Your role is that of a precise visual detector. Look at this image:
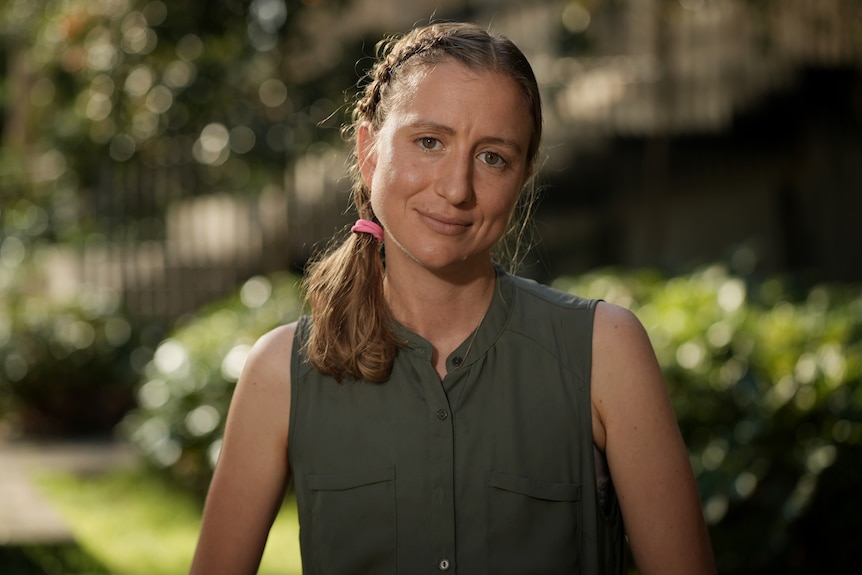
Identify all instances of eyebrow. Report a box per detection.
[406,121,524,155]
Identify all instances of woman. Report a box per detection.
[190,22,716,574]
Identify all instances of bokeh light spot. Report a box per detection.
[259,78,288,107]
[240,276,272,308]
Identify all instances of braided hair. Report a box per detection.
[302,22,543,382]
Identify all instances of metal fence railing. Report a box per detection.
[65,150,352,322]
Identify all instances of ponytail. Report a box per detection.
[302,219,401,382]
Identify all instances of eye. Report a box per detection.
[479,151,506,167]
[418,137,440,150]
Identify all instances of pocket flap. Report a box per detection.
[488,471,581,502]
[306,466,395,492]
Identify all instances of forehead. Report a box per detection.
[385,60,533,145]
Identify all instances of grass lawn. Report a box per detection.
[36,466,302,575]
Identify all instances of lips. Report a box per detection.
[418,211,472,235]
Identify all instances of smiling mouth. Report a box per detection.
[419,212,471,235]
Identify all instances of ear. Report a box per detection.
[357,122,377,188]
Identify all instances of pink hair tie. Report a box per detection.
[351,219,384,243]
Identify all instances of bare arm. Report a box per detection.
[189,323,296,575]
[591,302,716,575]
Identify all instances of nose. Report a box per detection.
[435,152,474,205]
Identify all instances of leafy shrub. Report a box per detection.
[0,251,141,436]
[121,273,303,493]
[555,266,862,574]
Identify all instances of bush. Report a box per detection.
[121,273,303,493]
[0,252,142,436]
[554,266,862,574]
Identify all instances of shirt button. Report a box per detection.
[439,558,451,571]
[451,356,463,367]
[436,409,449,421]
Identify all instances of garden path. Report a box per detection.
[0,434,136,544]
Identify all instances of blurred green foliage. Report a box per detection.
[124,266,861,573]
[121,272,302,492]
[1,0,358,241]
[0,248,142,435]
[1,0,358,435]
[556,266,862,574]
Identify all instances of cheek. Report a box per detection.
[370,156,426,212]
[483,184,522,222]
[368,170,402,227]
[369,188,386,224]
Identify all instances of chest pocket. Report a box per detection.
[303,466,396,575]
[487,471,581,574]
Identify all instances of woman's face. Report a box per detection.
[359,60,534,276]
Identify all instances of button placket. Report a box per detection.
[426,373,456,575]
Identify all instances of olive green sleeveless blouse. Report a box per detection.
[289,269,626,574]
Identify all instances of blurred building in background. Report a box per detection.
[513,0,862,283]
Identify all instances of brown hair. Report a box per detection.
[302,22,543,382]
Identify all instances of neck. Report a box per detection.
[384,261,496,342]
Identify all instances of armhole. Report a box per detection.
[287,315,310,470]
[584,299,616,516]
[583,297,601,445]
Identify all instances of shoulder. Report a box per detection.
[592,300,652,352]
[591,300,660,389]
[590,303,718,573]
[505,273,596,315]
[500,273,599,361]
[190,323,299,574]
[590,301,664,449]
[243,322,297,376]
[250,321,298,362]
[229,322,298,417]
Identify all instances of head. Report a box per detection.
[347,22,543,239]
[304,23,543,382]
